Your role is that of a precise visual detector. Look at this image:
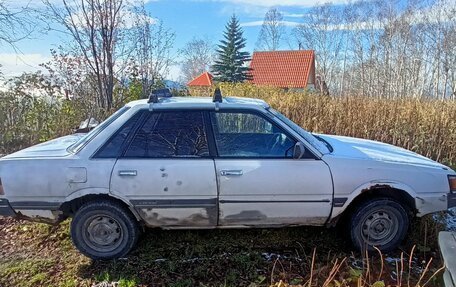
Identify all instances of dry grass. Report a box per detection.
[268,245,444,287]
[209,83,456,168]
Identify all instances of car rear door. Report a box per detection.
[108,110,218,228]
[210,110,333,227]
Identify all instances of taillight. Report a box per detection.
[0,178,3,195]
[449,175,456,193]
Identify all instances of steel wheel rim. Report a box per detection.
[360,207,399,247]
[82,214,124,253]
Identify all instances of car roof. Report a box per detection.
[125,96,270,110]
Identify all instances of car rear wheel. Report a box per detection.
[70,200,139,260]
[350,198,409,252]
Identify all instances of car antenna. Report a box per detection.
[212,87,223,103]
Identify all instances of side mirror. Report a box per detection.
[293,142,306,159]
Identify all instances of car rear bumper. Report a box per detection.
[0,198,17,217]
[448,193,456,209]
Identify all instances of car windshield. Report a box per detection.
[68,106,130,153]
[268,108,330,154]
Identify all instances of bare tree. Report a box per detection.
[290,0,455,100]
[294,3,345,92]
[0,1,35,48]
[255,8,285,51]
[41,48,92,100]
[361,0,453,99]
[44,0,127,109]
[131,4,175,98]
[425,0,456,100]
[179,37,214,83]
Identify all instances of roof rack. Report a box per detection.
[212,87,222,103]
[148,88,172,103]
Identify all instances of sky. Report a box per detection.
[0,0,345,81]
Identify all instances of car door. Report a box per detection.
[109,110,218,228]
[211,110,333,227]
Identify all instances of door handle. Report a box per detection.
[220,170,243,176]
[118,170,137,176]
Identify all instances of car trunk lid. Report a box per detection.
[2,134,85,159]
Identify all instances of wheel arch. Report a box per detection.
[329,181,417,226]
[60,188,141,221]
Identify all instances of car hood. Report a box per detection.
[2,134,85,159]
[318,134,448,169]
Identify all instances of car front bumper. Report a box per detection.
[439,232,456,287]
[0,198,17,217]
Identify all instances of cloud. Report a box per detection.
[0,53,50,77]
[121,10,157,28]
[320,3,455,31]
[240,20,300,27]
[282,12,306,18]
[68,9,156,29]
[167,64,182,81]
[214,0,347,7]
[4,0,157,29]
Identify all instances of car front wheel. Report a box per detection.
[70,200,139,260]
[350,198,409,252]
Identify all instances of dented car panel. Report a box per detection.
[111,159,218,227]
[135,206,218,228]
[0,96,454,232]
[216,159,333,226]
[323,154,453,220]
[0,154,116,222]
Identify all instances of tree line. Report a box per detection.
[291,0,456,100]
[188,0,456,100]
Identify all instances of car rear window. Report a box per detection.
[68,106,130,153]
[94,111,143,158]
[124,111,210,158]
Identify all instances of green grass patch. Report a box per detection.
[0,259,55,287]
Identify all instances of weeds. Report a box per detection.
[269,246,444,287]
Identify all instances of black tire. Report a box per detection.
[350,198,409,252]
[70,200,139,260]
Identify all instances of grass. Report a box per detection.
[0,215,447,287]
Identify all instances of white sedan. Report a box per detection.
[0,91,455,259]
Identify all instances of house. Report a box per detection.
[187,71,214,96]
[187,71,213,87]
[249,50,316,90]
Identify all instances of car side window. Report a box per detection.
[124,111,210,158]
[211,111,296,158]
[94,111,143,158]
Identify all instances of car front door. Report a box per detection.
[109,110,218,228]
[211,110,333,227]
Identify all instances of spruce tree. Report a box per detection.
[212,15,251,82]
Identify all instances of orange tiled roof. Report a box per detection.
[187,72,213,87]
[249,50,315,88]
